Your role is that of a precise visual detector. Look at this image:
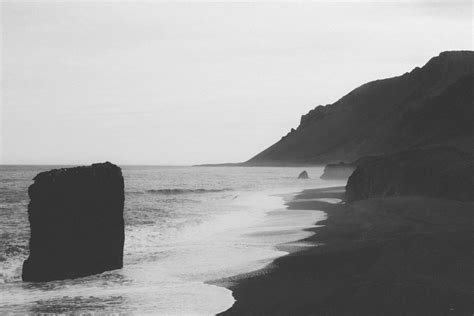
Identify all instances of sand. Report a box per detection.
[217,187,474,315]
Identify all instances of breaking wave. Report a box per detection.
[146,188,232,195]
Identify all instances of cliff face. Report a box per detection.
[22,162,125,282]
[246,51,474,165]
[345,147,474,202]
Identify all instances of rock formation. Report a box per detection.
[345,147,474,202]
[320,162,355,180]
[22,162,125,282]
[298,171,309,179]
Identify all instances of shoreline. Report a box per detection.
[207,189,329,313]
[216,186,474,315]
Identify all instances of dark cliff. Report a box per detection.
[345,147,474,202]
[22,162,125,282]
[246,51,474,165]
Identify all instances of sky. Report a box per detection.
[1,1,472,165]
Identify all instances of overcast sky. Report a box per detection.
[1,1,472,165]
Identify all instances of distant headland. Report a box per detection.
[200,51,473,167]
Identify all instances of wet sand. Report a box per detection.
[217,186,474,315]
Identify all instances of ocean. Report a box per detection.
[0,165,343,314]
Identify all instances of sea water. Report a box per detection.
[0,165,343,314]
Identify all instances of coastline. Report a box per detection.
[204,188,329,314]
[216,186,474,315]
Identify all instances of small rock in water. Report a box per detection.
[298,170,309,179]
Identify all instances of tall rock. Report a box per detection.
[22,162,125,282]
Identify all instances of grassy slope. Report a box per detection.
[247,51,474,165]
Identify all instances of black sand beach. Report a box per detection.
[218,187,474,315]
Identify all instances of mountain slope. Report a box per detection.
[246,51,474,166]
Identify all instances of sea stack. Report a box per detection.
[22,162,125,282]
[298,171,309,179]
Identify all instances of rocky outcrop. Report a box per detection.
[298,171,309,179]
[320,162,355,180]
[246,51,474,166]
[345,147,474,202]
[22,162,125,282]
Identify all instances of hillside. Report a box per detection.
[245,51,474,166]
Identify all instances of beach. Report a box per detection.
[218,186,474,315]
[2,165,471,314]
[0,165,336,314]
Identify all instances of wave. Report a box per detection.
[126,191,145,195]
[145,188,232,195]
